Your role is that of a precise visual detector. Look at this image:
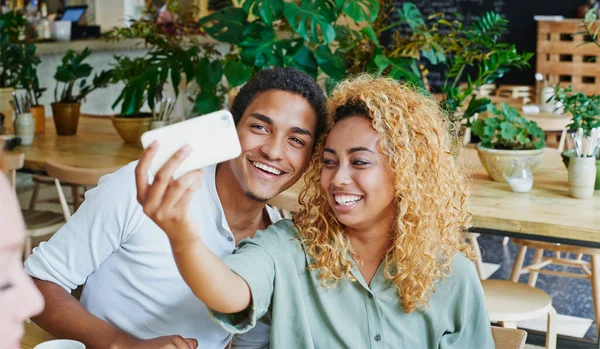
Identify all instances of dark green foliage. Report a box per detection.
[471,103,546,150]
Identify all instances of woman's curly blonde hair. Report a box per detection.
[293,74,474,313]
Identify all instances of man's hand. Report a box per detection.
[135,142,204,246]
[112,335,199,349]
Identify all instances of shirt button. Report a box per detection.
[374,334,381,342]
[232,249,237,254]
[228,236,234,242]
[368,292,374,299]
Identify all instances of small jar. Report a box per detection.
[15,112,35,146]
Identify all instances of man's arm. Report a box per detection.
[135,143,251,314]
[32,279,136,348]
[25,163,197,349]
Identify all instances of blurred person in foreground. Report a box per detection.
[0,150,45,349]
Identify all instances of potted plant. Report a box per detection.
[550,85,600,189]
[52,48,111,135]
[0,11,26,134]
[395,4,533,144]
[103,3,202,143]
[471,103,546,182]
[17,43,46,134]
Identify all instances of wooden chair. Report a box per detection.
[2,152,24,192]
[29,164,119,212]
[510,238,600,335]
[24,161,117,258]
[491,326,527,349]
[483,279,557,349]
[468,232,485,280]
[496,85,536,105]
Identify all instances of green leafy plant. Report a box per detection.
[472,103,546,150]
[550,85,600,135]
[53,48,112,104]
[0,11,27,88]
[17,43,45,106]
[199,0,416,105]
[104,2,217,116]
[396,3,534,125]
[578,9,599,50]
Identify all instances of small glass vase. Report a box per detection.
[503,158,534,193]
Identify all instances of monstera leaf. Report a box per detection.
[283,1,336,44]
[241,0,284,25]
[287,44,318,77]
[387,57,422,86]
[336,0,379,23]
[239,23,282,68]
[199,7,247,44]
[224,59,253,88]
[314,45,346,81]
[196,57,223,92]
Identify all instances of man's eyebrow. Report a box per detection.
[250,113,273,125]
[291,127,312,138]
[348,147,374,154]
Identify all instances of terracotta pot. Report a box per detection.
[0,87,15,134]
[51,103,81,136]
[476,143,545,182]
[111,115,152,147]
[30,105,45,134]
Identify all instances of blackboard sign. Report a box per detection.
[389,0,587,87]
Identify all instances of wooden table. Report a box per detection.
[9,116,141,171]
[21,322,55,349]
[270,147,600,248]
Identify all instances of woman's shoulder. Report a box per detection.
[239,219,300,249]
[439,252,482,291]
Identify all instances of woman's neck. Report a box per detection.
[346,218,394,285]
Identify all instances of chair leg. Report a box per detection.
[546,306,557,349]
[24,236,32,259]
[71,186,81,211]
[510,246,527,282]
[29,181,41,210]
[502,237,510,246]
[528,248,545,287]
[577,253,584,261]
[591,255,600,336]
[499,321,517,329]
[468,235,485,280]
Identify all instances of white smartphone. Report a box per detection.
[140,110,242,179]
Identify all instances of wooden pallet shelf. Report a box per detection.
[536,19,600,96]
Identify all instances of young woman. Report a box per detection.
[136,75,494,348]
[0,151,45,349]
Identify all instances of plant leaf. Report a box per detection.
[241,0,284,25]
[500,121,518,140]
[336,0,380,23]
[224,60,253,88]
[194,90,222,114]
[199,7,247,44]
[314,45,346,81]
[283,1,336,44]
[360,25,379,47]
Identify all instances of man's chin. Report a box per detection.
[245,191,270,204]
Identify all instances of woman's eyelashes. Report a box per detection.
[322,157,371,167]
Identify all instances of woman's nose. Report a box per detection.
[332,165,352,187]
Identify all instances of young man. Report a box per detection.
[24,67,327,349]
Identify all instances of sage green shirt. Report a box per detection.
[210,220,494,349]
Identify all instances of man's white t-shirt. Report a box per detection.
[25,162,280,349]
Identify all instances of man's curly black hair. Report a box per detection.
[230,67,328,146]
